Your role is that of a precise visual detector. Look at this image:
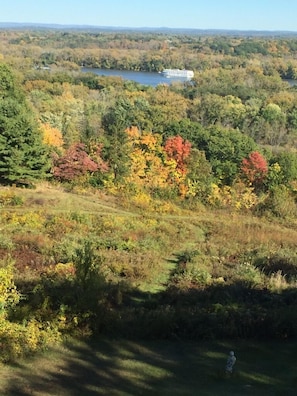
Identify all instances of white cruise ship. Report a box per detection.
[161,69,194,79]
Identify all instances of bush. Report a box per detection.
[0,318,61,362]
[257,185,297,218]
[0,190,23,206]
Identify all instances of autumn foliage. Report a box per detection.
[41,123,64,148]
[125,127,170,189]
[52,143,108,182]
[241,151,268,186]
[164,135,191,174]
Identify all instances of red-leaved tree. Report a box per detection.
[164,135,191,173]
[52,143,107,182]
[241,151,268,186]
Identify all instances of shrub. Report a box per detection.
[0,257,61,362]
[0,190,23,207]
[207,182,258,210]
[0,318,61,362]
[72,240,106,311]
[233,262,263,287]
[258,185,297,218]
[171,266,212,288]
[0,258,20,315]
[175,249,200,266]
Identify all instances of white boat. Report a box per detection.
[161,68,194,79]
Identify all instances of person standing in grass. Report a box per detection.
[225,351,236,375]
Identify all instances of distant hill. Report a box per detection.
[0,22,297,37]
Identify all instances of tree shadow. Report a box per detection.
[6,266,297,395]
[3,336,297,396]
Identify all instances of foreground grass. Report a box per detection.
[1,338,297,395]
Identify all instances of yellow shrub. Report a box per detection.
[131,191,152,210]
[44,262,76,280]
[2,211,45,230]
[0,263,20,315]
[207,182,258,210]
[0,318,61,362]
[0,190,23,207]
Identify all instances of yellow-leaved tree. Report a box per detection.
[40,122,64,148]
[125,127,190,198]
[125,126,172,192]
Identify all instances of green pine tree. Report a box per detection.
[102,98,132,182]
[0,63,50,185]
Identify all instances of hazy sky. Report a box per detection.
[2,0,297,31]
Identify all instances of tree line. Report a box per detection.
[0,30,296,216]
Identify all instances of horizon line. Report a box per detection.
[0,21,296,34]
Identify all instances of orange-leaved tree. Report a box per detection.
[240,151,268,187]
[164,135,191,174]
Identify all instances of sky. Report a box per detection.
[1,0,297,32]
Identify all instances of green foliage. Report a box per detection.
[171,265,212,288]
[259,185,297,218]
[163,119,205,143]
[253,250,297,282]
[0,63,19,99]
[0,63,50,185]
[233,262,263,287]
[175,249,200,265]
[0,190,23,206]
[274,151,297,184]
[192,126,258,185]
[234,40,268,55]
[0,257,20,316]
[185,148,213,200]
[72,240,106,314]
[73,240,103,289]
[102,99,132,182]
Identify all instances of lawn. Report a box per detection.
[1,338,297,395]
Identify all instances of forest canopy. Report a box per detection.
[0,29,297,209]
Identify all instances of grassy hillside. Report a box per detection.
[0,182,297,393]
[0,182,296,330]
[2,182,296,293]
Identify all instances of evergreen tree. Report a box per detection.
[0,63,50,185]
[102,98,133,182]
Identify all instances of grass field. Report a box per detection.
[1,338,297,395]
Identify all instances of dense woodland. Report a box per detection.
[0,29,297,362]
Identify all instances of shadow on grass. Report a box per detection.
[3,338,297,396]
[7,257,297,395]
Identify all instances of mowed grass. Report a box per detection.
[1,338,297,396]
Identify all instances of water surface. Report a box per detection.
[81,67,192,87]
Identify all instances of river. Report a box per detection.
[81,67,192,87]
